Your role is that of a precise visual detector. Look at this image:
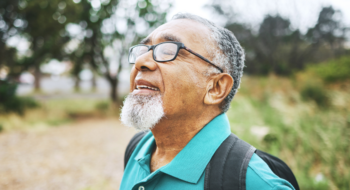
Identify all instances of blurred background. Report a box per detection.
[0,0,349,189]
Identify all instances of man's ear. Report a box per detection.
[204,73,234,106]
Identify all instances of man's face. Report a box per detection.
[130,19,214,119]
[121,19,216,130]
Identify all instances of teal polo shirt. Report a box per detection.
[120,114,295,190]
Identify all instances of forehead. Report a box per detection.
[143,19,212,48]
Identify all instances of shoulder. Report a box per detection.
[246,153,295,190]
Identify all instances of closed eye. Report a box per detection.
[161,49,176,55]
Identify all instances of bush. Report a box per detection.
[300,83,330,107]
[95,101,110,111]
[0,80,17,100]
[306,56,350,82]
[0,80,39,114]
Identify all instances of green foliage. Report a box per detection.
[228,76,350,190]
[215,5,349,76]
[0,80,17,98]
[306,56,350,82]
[0,80,39,114]
[300,83,330,107]
[1,0,170,100]
[296,173,329,190]
[67,0,170,101]
[0,95,39,115]
[0,0,22,74]
[95,101,109,111]
[0,123,3,133]
[46,118,71,127]
[0,98,115,131]
[263,133,279,146]
[0,0,80,78]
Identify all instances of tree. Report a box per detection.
[306,6,348,61]
[68,0,170,103]
[18,0,79,91]
[226,15,297,75]
[253,15,293,75]
[0,0,23,79]
[207,1,349,76]
[1,0,81,91]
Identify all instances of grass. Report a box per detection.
[0,75,349,190]
[0,98,119,132]
[228,75,350,190]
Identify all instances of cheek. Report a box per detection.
[161,66,207,115]
[189,71,207,91]
[129,66,137,92]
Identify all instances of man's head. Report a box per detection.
[121,13,245,130]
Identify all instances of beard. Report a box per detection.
[120,93,165,131]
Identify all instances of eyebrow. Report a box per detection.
[140,37,151,44]
[139,33,183,45]
[161,33,183,43]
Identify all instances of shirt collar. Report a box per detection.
[134,113,231,184]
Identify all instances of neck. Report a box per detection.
[152,118,203,149]
[149,108,221,172]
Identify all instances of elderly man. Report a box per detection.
[120,13,295,190]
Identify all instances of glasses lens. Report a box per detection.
[129,45,149,64]
[154,43,178,62]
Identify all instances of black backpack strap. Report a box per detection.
[204,133,256,190]
[124,131,148,169]
[255,150,300,190]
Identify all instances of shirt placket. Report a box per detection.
[133,153,161,190]
[132,169,162,190]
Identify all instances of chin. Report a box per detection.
[120,93,165,131]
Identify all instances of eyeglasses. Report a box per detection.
[128,41,223,73]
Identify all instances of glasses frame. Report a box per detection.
[128,41,223,73]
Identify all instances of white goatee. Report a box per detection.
[120,93,165,131]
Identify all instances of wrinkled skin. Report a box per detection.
[129,19,234,172]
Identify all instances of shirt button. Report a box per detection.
[138,186,145,190]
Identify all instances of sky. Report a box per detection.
[167,0,350,33]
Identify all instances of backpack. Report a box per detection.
[124,132,300,190]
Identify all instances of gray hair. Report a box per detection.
[171,13,245,112]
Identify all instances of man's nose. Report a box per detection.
[134,51,158,71]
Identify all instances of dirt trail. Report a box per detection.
[0,118,137,190]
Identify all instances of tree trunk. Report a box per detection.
[34,64,41,92]
[74,76,80,92]
[109,77,118,104]
[91,72,97,92]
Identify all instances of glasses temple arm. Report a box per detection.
[184,47,223,73]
